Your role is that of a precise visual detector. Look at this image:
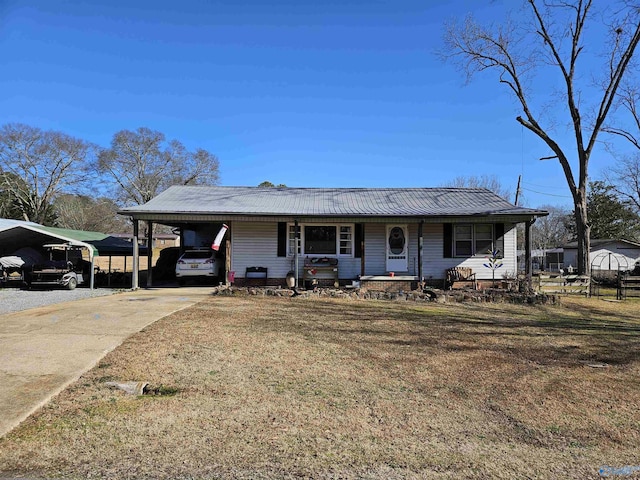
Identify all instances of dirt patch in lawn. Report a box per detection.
[1,295,640,479]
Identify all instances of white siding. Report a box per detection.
[364,223,386,275]
[363,223,420,276]
[421,223,518,281]
[231,222,289,279]
[231,221,362,280]
[231,221,520,282]
[422,223,448,280]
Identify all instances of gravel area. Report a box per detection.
[0,287,119,315]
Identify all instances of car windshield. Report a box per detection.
[182,251,212,259]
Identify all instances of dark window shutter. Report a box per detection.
[494,223,505,258]
[354,224,364,258]
[277,222,287,257]
[443,223,453,258]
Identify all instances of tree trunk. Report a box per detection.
[574,194,590,276]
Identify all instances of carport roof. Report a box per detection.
[0,220,146,257]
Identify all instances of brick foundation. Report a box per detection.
[234,277,286,287]
[360,279,417,293]
[234,278,343,288]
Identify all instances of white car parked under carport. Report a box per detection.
[175,249,222,285]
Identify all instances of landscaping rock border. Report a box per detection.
[210,285,559,305]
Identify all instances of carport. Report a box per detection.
[0,219,146,289]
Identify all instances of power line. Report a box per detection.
[522,180,565,189]
[521,187,573,198]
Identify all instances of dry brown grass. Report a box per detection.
[1,295,640,479]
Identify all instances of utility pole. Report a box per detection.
[514,175,522,205]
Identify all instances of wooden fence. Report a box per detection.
[536,274,591,296]
[617,273,640,300]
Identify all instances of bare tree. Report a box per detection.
[443,1,640,275]
[53,194,130,233]
[603,155,640,213]
[531,204,573,251]
[97,127,220,206]
[0,123,94,224]
[603,85,640,212]
[442,174,512,201]
[605,84,640,150]
[0,172,28,220]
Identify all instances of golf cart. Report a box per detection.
[27,243,86,290]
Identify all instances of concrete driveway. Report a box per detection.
[0,287,212,437]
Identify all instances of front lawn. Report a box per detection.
[1,295,639,479]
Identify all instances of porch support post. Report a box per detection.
[525,219,534,283]
[225,238,231,285]
[418,220,424,288]
[146,220,153,288]
[89,255,95,290]
[360,224,365,278]
[294,219,300,288]
[132,219,139,290]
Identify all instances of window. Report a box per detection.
[288,225,300,255]
[454,225,473,256]
[340,226,352,255]
[454,224,495,257]
[475,224,493,254]
[288,224,353,256]
[305,226,336,254]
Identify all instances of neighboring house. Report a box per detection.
[563,239,640,272]
[118,186,547,288]
[517,248,564,272]
[111,233,180,249]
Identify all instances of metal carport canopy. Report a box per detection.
[0,220,147,289]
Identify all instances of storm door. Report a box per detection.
[386,225,408,272]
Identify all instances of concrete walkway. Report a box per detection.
[0,287,212,437]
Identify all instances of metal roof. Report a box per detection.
[0,219,41,229]
[0,221,147,257]
[563,238,640,249]
[119,186,547,218]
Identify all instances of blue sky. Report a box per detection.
[0,0,629,209]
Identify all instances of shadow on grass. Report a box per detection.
[251,298,640,367]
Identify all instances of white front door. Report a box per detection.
[386,225,408,272]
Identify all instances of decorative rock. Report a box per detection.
[206,285,557,305]
[105,381,148,395]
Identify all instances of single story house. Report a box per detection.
[118,186,547,289]
[563,238,640,272]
